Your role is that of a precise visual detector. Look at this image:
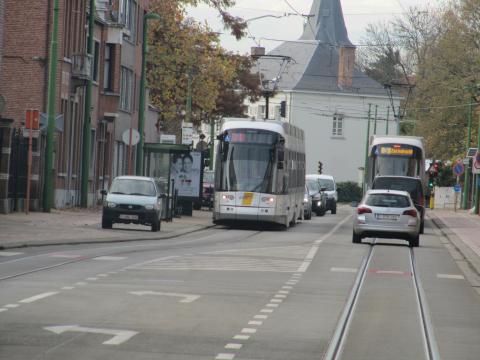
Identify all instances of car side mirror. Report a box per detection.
[100,189,107,196]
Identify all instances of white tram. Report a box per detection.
[213,118,306,228]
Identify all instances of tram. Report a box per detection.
[366,135,426,188]
[213,118,306,228]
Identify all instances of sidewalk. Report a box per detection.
[428,208,480,276]
[0,208,214,249]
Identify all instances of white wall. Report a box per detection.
[248,90,400,183]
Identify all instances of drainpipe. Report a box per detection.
[43,0,60,212]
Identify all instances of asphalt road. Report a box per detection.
[0,206,479,360]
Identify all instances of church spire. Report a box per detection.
[300,0,353,46]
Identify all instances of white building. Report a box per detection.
[248,0,401,183]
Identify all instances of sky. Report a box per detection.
[186,0,440,55]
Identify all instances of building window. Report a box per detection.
[258,105,265,119]
[92,41,100,82]
[104,44,114,91]
[120,66,134,112]
[121,0,137,42]
[332,113,344,137]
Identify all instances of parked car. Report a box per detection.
[318,174,337,214]
[303,185,313,220]
[101,176,164,232]
[352,189,421,247]
[306,175,328,216]
[193,170,215,210]
[371,176,425,234]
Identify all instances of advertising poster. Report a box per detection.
[170,151,202,198]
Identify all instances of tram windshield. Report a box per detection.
[216,129,278,193]
[372,144,422,178]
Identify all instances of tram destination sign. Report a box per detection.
[378,144,414,157]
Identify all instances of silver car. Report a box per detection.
[352,190,420,247]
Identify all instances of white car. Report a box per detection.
[352,190,420,247]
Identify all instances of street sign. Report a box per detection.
[122,128,140,146]
[463,158,470,165]
[452,160,465,176]
[454,184,461,193]
[467,147,478,157]
[26,109,40,130]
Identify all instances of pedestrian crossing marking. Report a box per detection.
[0,251,24,257]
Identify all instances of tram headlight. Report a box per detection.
[261,196,275,204]
[222,194,234,201]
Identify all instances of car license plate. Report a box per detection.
[119,214,138,220]
[242,192,254,206]
[376,214,398,220]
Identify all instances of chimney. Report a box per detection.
[338,45,356,88]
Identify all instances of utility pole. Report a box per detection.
[475,113,480,215]
[363,104,372,193]
[386,106,390,135]
[463,98,474,210]
[136,13,160,175]
[80,0,95,207]
[373,105,378,135]
[209,118,214,170]
[43,0,60,212]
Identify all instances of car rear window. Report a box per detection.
[365,194,411,208]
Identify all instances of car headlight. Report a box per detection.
[303,197,309,203]
[145,204,154,210]
[107,202,117,208]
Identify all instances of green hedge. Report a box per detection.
[337,181,362,203]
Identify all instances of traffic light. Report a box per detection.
[318,161,323,174]
[280,101,286,118]
[428,173,434,189]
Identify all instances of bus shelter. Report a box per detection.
[143,143,203,218]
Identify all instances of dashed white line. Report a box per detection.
[271,299,283,303]
[233,334,250,340]
[225,343,243,350]
[19,292,58,304]
[5,304,19,308]
[241,328,257,334]
[274,294,287,298]
[0,251,23,257]
[437,274,465,280]
[261,309,273,313]
[254,315,268,320]
[248,321,263,326]
[75,282,87,286]
[62,286,75,290]
[0,308,7,313]
[282,285,293,290]
[86,277,98,281]
[98,274,109,277]
[215,353,235,360]
[50,254,83,259]
[94,256,126,261]
[286,281,297,285]
[278,290,289,294]
[331,267,358,273]
[266,303,279,308]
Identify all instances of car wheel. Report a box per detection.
[410,234,420,248]
[331,203,337,215]
[419,221,424,234]
[352,232,362,244]
[102,217,112,229]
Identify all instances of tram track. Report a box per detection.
[323,241,440,360]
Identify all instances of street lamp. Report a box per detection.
[261,79,276,120]
[136,12,161,176]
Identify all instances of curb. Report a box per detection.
[428,213,480,278]
[0,224,216,250]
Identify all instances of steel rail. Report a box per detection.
[322,243,375,360]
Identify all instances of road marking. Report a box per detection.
[241,328,257,334]
[266,303,279,308]
[248,321,263,326]
[369,269,412,276]
[98,274,109,277]
[75,282,87,286]
[298,215,352,273]
[62,286,75,290]
[292,273,302,277]
[286,281,297,285]
[0,308,7,313]
[94,256,126,261]
[215,353,235,360]
[254,315,268,320]
[437,274,465,280]
[19,292,58,304]
[271,299,283,303]
[86,277,98,281]
[225,343,243,350]
[5,304,19,308]
[50,254,83,259]
[233,334,250,340]
[274,294,287,298]
[278,290,289,294]
[44,325,138,345]
[282,285,293,290]
[261,309,273,313]
[129,291,201,303]
[0,251,23,257]
[331,267,358,273]
[108,271,118,274]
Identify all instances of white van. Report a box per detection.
[308,174,337,214]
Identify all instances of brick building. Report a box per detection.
[0,0,156,213]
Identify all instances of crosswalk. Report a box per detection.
[129,245,312,273]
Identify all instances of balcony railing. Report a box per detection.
[72,53,93,81]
